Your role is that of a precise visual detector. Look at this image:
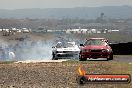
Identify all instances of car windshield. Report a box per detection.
[66,42,75,47]
[56,42,75,48]
[84,39,107,46]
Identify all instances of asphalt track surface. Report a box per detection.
[84,56,132,62]
[15,56,132,63]
[113,56,132,63]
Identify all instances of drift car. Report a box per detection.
[52,42,80,60]
[79,38,113,61]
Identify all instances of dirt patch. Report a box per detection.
[0,61,131,88]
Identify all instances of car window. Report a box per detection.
[66,43,74,47]
[84,39,108,46]
[56,43,63,48]
[56,42,75,48]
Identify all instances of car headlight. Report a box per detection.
[102,49,111,52]
[107,49,112,52]
[107,49,110,52]
[102,49,107,52]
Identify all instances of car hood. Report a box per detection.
[81,45,110,50]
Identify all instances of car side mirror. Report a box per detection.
[80,44,84,46]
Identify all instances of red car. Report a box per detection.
[79,38,113,61]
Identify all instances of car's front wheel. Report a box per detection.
[79,58,87,61]
[107,53,113,61]
[52,53,58,60]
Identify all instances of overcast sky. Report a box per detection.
[0,0,132,9]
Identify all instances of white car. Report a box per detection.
[52,42,80,60]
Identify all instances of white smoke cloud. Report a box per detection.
[0,33,82,61]
[14,40,53,60]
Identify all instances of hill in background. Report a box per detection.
[0,6,132,19]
